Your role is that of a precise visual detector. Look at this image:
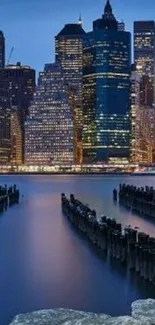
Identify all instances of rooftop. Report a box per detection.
[56,24,86,37]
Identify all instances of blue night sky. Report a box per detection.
[1,0,154,75]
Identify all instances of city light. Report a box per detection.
[0,0,155,172]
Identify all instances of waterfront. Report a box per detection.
[1,175,155,325]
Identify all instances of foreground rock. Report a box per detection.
[132,299,155,324]
[10,309,110,325]
[10,299,155,325]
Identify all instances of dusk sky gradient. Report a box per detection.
[1,0,155,76]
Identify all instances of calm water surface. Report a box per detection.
[0,175,155,325]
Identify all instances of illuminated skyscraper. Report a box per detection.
[25,63,74,165]
[0,89,10,164]
[83,0,131,163]
[130,64,153,163]
[130,64,141,162]
[10,106,22,166]
[55,23,85,163]
[0,62,35,162]
[134,21,155,107]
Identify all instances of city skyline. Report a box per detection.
[0,0,155,168]
[1,0,155,73]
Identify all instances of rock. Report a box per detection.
[10,308,110,325]
[132,299,155,324]
[10,299,155,325]
[105,316,150,325]
[64,315,149,325]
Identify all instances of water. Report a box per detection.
[0,175,155,325]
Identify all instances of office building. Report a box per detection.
[0,62,35,162]
[134,21,155,107]
[25,63,74,165]
[55,23,85,163]
[139,107,153,163]
[0,89,10,164]
[83,0,131,163]
[0,31,5,69]
[130,65,141,162]
[130,65,153,163]
[10,106,22,166]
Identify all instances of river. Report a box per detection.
[0,175,155,325]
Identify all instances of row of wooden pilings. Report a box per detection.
[0,185,20,213]
[116,184,155,218]
[61,193,155,285]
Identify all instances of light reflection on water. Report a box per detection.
[0,175,155,325]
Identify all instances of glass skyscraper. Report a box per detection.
[55,23,85,163]
[134,21,155,107]
[25,63,74,165]
[83,0,131,163]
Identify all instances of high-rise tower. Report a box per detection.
[134,21,155,107]
[0,62,35,163]
[0,31,5,69]
[55,23,85,163]
[83,0,131,162]
[25,63,74,165]
[0,89,10,164]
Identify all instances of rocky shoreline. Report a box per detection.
[9,299,155,325]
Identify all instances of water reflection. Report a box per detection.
[0,175,155,325]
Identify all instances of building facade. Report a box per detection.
[130,64,154,163]
[130,65,141,162]
[0,62,35,162]
[134,21,155,107]
[10,106,22,166]
[83,0,131,163]
[0,31,5,69]
[0,89,10,164]
[25,63,74,165]
[55,23,85,163]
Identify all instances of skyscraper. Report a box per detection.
[130,64,141,162]
[0,89,10,164]
[10,106,22,166]
[134,21,155,107]
[55,23,85,163]
[83,0,131,163]
[0,31,5,69]
[0,62,35,162]
[25,63,74,165]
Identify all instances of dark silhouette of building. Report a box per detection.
[118,21,125,31]
[0,62,35,162]
[83,0,131,163]
[55,22,85,163]
[0,89,10,164]
[134,21,155,107]
[0,31,5,69]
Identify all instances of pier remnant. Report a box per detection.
[61,193,155,285]
[0,184,20,213]
[119,183,155,218]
